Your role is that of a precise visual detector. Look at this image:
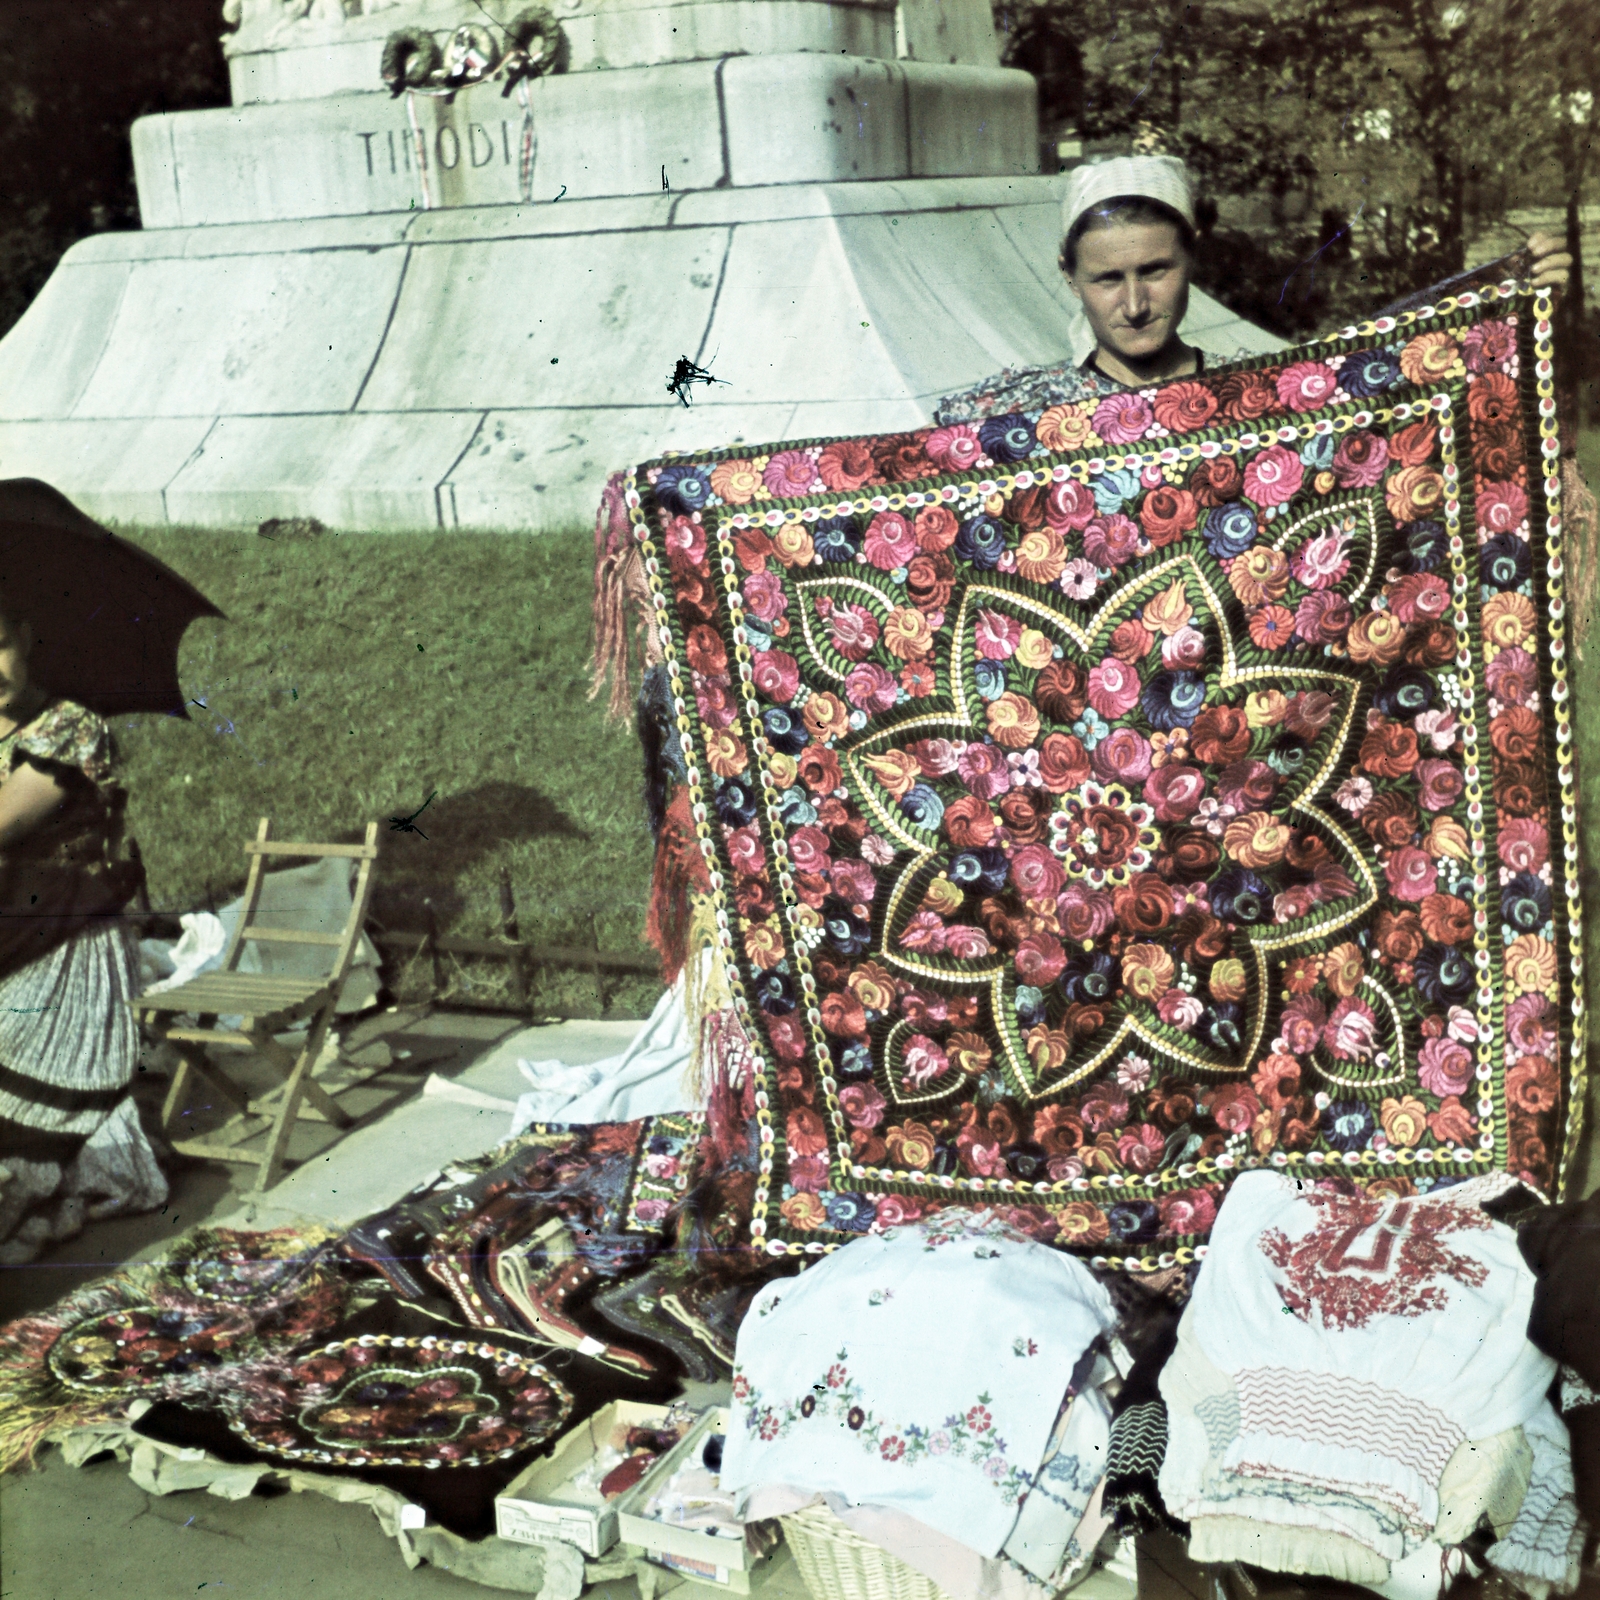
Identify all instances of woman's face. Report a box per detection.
[1066,219,1192,366]
[0,617,34,714]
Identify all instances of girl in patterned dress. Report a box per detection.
[0,607,165,1263]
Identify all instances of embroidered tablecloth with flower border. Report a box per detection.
[621,281,1583,1273]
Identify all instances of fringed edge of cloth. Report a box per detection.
[644,786,712,988]
[590,469,657,723]
[0,1224,342,1475]
[700,1003,762,1176]
[0,1265,172,1474]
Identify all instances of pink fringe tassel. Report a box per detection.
[589,470,652,723]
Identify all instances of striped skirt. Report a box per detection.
[0,924,166,1258]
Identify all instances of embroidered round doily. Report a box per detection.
[166,1226,336,1309]
[48,1304,261,1393]
[225,1334,571,1468]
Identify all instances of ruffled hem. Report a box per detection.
[1488,1404,1583,1596]
[0,1097,166,1262]
[1225,1432,1438,1534]
[1186,1514,1389,1583]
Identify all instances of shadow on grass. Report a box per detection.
[362,779,590,930]
[185,780,591,933]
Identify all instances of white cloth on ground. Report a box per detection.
[509,971,696,1131]
[722,1209,1114,1559]
[1487,1401,1584,1598]
[1181,1171,1551,1540]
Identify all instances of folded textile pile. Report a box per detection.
[1155,1171,1583,1598]
[722,1210,1128,1600]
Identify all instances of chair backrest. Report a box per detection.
[219,818,380,987]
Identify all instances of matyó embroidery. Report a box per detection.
[1258,1190,1492,1330]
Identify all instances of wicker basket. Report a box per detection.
[780,1503,953,1600]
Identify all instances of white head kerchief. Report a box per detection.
[1061,154,1197,245]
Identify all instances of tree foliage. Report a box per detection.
[996,0,1599,342]
[0,0,229,338]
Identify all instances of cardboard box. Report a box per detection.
[496,1401,701,1558]
[622,1540,797,1598]
[617,1408,777,1593]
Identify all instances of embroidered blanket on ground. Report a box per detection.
[621,280,1584,1271]
[0,1115,716,1533]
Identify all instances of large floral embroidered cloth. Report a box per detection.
[622,282,1584,1272]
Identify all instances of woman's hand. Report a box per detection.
[1527,231,1573,289]
[0,761,68,851]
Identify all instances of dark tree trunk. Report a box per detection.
[1566,184,1587,326]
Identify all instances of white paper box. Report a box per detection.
[496,1401,701,1558]
[616,1409,780,1593]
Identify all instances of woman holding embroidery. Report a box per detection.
[933,154,1575,425]
[0,599,163,1264]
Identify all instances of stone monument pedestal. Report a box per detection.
[0,0,1281,531]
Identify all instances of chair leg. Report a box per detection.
[160,1049,194,1135]
[257,1034,353,1129]
[254,1012,338,1191]
[299,1077,355,1127]
[160,1039,251,1133]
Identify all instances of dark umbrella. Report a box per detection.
[0,480,224,718]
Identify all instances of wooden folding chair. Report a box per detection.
[134,818,380,1191]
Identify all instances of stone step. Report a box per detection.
[0,176,1285,533]
[133,55,1038,228]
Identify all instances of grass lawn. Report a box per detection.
[1579,428,1600,505]
[114,526,661,1020]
